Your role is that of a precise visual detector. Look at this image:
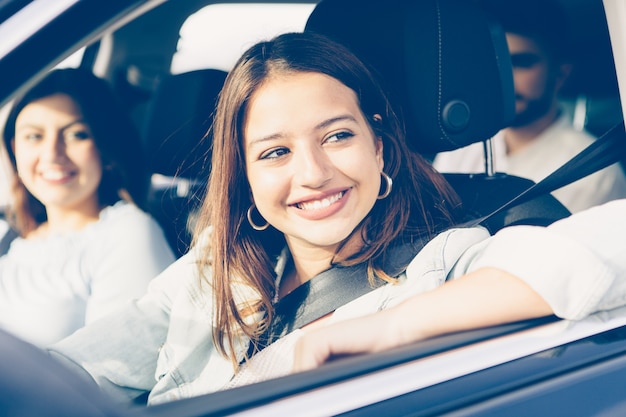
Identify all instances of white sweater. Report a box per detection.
[0,201,175,346]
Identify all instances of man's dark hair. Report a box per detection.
[481,0,573,63]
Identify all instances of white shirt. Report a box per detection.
[433,115,626,213]
[0,201,175,346]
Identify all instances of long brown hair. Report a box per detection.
[2,68,148,235]
[193,32,462,364]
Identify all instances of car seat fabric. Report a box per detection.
[143,68,226,180]
[142,69,227,257]
[305,0,571,230]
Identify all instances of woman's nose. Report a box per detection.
[40,134,66,161]
[294,147,333,188]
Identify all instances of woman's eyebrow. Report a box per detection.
[15,118,87,132]
[248,115,359,147]
[315,114,358,130]
[60,119,88,132]
[247,132,284,147]
[14,122,41,132]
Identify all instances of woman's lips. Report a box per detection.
[290,189,350,221]
[294,190,345,210]
[39,169,75,183]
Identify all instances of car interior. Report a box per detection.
[134,0,601,254]
[0,0,622,256]
[141,68,227,257]
[1,0,626,415]
[124,0,622,253]
[79,1,315,257]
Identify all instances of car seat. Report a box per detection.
[142,68,227,257]
[305,0,571,232]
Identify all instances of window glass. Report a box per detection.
[0,103,13,209]
[171,3,315,74]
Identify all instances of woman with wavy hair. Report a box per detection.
[50,33,626,405]
[0,68,175,346]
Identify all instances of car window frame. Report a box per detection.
[0,0,163,109]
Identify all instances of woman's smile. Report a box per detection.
[13,94,103,215]
[244,71,383,251]
[39,167,76,183]
[289,188,350,220]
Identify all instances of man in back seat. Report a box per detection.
[433,0,626,213]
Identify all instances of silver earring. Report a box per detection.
[247,204,269,231]
[377,171,393,200]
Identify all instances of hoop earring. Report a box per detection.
[377,171,393,200]
[247,204,269,231]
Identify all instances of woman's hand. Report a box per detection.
[293,307,412,372]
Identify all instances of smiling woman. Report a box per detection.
[0,68,175,346]
[48,32,464,405]
[244,72,385,277]
[13,94,104,233]
[0,0,624,415]
[40,31,626,408]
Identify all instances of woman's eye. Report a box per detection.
[24,133,42,141]
[260,147,290,160]
[326,131,354,143]
[15,131,42,142]
[66,130,92,141]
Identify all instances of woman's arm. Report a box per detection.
[294,267,551,371]
[294,199,626,371]
[49,253,193,403]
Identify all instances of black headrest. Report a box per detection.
[305,0,515,154]
[142,69,227,180]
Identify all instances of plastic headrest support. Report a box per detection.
[305,0,515,155]
[142,68,227,180]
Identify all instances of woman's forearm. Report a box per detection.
[392,267,552,343]
[294,267,552,371]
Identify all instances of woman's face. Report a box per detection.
[13,93,102,217]
[244,71,384,253]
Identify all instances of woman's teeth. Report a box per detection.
[297,191,344,210]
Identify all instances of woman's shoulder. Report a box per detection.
[99,200,150,221]
[88,200,173,256]
[97,201,164,233]
[419,226,492,257]
[331,227,492,317]
[405,226,491,281]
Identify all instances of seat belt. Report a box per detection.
[254,238,429,350]
[256,120,626,350]
[466,120,626,227]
